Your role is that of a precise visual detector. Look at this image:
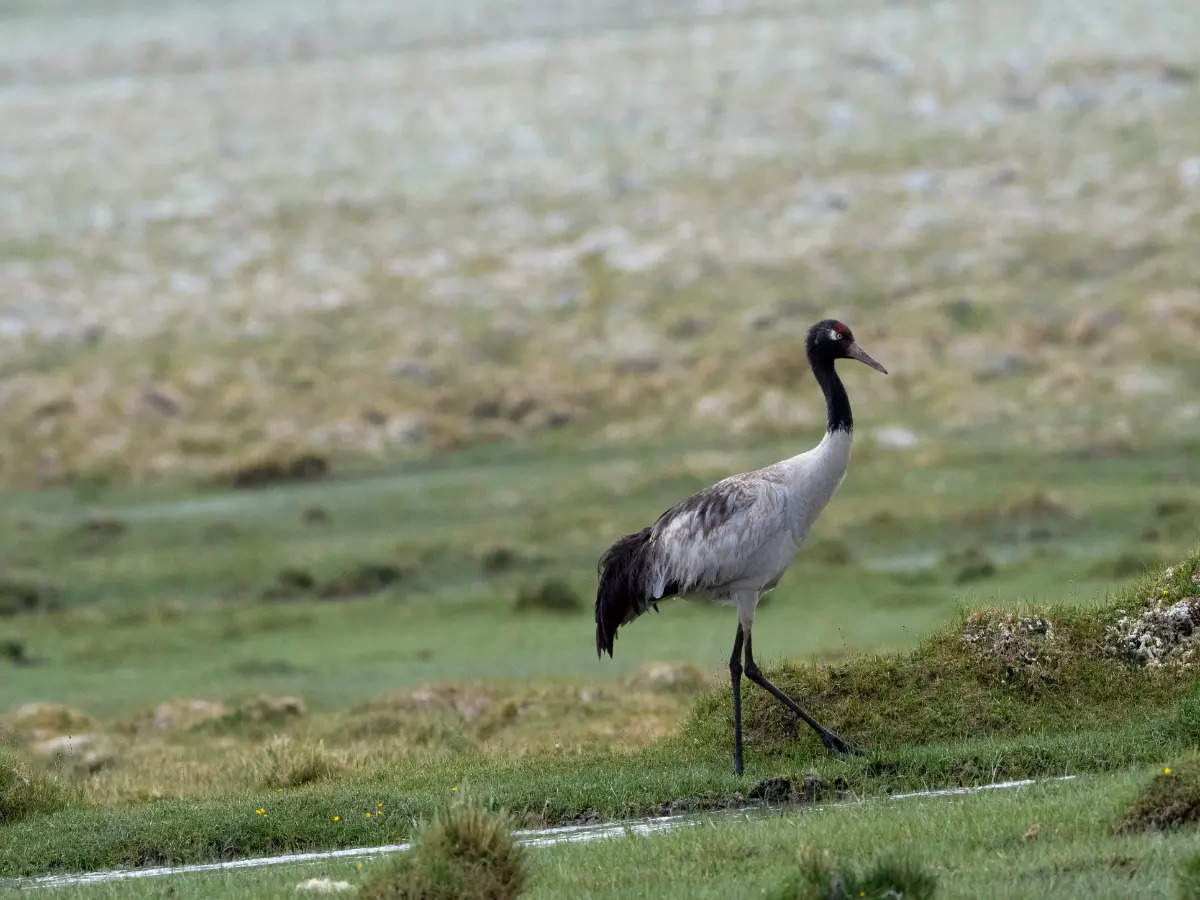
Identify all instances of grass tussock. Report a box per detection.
[681,553,1200,757]
[513,578,582,614]
[253,736,349,789]
[1117,754,1200,833]
[766,850,937,900]
[0,749,75,825]
[358,805,526,900]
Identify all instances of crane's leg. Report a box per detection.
[729,624,745,776]
[743,629,861,757]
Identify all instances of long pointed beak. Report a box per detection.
[846,342,888,374]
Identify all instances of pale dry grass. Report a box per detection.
[0,0,1197,486]
[0,673,703,804]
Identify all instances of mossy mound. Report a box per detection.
[680,552,1200,758]
[1117,753,1200,833]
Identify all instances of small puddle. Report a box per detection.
[12,776,1076,890]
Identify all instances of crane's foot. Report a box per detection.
[821,730,864,758]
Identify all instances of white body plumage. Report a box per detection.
[646,429,852,622]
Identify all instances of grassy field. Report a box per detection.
[3,0,1200,896]
[9,770,1200,899]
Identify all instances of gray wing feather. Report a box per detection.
[646,474,786,597]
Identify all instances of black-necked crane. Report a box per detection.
[595,319,887,775]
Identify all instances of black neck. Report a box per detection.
[812,358,852,433]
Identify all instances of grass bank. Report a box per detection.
[1,551,1197,877]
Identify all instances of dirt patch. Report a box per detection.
[302,506,331,526]
[481,546,520,574]
[319,564,405,599]
[1,639,42,667]
[261,567,317,601]
[652,791,746,817]
[0,579,62,617]
[226,454,330,489]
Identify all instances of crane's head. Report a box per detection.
[806,319,888,374]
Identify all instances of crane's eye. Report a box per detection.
[828,328,843,341]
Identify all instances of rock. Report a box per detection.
[873,425,919,449]
[140,386,183,418]
[621,662,708,694]
[295,879,353,894]
[1180,157,1200,189]
[6,703,94,741]
[1115,367,1176,397]
[137,699,230,732]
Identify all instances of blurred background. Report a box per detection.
[0,0,1198,784]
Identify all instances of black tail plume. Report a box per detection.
[595,527,657,658]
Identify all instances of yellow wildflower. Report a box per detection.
[334,816,340,822]
[1165,767,1173,775]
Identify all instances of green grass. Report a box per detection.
[2,435,1196,719]
[1118,751,1200,833]
[1,552,1197,877]
[10,771,1200,899]
[3,1,1200,894]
